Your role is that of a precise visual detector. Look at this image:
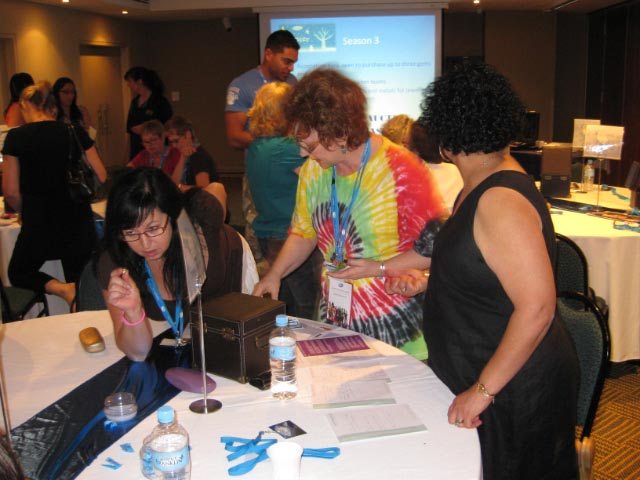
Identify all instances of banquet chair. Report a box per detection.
[554,233,609,318]
[76,259,106,311]
[557,291,610,480]
[0,278,49,322]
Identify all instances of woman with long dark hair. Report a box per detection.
[3,72,34,127]
[52,77,93,133]
[1,82,106,305]
[124,67,173,159]
[98,168,243,360]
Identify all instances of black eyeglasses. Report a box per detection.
[120,217,170,242]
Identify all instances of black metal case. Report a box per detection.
[191,292,285,383]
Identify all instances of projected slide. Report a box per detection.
[267,13,439,133]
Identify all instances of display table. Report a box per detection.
[549,186,640,361]
[1,311,482,479]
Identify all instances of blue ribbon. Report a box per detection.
[330,138,371,263]
[601,185,630,201]
[221,433,340,476]
[144,260,184,341]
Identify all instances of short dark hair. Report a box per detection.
[285,68,368,150]
[103,168,185,299]
[265,30,300,53]
[420,62,524,155]
[165,115,194,137]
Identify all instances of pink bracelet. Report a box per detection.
[121,308,146,326]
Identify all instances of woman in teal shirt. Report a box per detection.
[246,82,320,318]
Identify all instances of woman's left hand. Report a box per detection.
[328,258,381,280]
[447,385,494,429]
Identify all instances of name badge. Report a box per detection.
[327,277,353,328]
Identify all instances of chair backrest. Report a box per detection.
[76,259,106,311]
[555,233,590,298]
[557,291,610,439]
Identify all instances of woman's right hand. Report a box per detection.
[384,269,429,297]
[252,273,281,301]
[107,268,143,319]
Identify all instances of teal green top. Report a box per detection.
[246,137,305,239]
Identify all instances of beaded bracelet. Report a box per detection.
[121,308,146,326]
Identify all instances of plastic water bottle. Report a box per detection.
[270,314,297,399]
[139,405,191,479]
[582,160,595,192]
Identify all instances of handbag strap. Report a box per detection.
[67,124,93,172]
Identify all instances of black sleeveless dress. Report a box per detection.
[422,171,578,479]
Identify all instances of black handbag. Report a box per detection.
[66,124,99,203]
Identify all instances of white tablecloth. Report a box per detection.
[1,311,482,479]
[550,186,640,362]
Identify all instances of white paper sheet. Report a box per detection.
[328,404,427,442]
[312,380,395,408]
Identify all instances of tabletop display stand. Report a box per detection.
[175,210,221,414]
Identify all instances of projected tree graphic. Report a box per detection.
[315,28,334,50]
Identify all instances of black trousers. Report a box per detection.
[9,226,95,294]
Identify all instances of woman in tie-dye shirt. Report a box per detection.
[253,68,446,358]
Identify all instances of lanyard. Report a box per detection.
[330,138,371,263]
[149,147,170,170]
[221,433,340,476]
[144,261,184,340]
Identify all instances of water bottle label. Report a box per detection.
[270,344,295,361]
[153,446,190,472]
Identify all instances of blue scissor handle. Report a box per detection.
[303,447,341,459]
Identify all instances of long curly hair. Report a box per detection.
[419,62,524,155]
[284,68,369,150]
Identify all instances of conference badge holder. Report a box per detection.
[327,278,352,328]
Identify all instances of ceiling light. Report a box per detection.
[122,10,129,15]
[62,0,70,3]
[473,0,480,4]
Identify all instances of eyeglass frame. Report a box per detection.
[120,216,170,242]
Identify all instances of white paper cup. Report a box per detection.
[267,441,303,480]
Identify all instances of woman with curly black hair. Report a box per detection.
[387,62,579,478]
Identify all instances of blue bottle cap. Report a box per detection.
[275,314,288,327]
[157,405,174,424]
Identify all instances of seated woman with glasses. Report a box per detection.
[127,120,182,178]
[165,115,219,192]
[97,167,243,360]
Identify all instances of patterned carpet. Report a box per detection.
[590,362,640,479]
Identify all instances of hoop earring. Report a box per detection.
[438,146,449,162]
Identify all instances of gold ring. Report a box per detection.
[401,286,407,293]
[121,268,128,276]
[454,419,463,427]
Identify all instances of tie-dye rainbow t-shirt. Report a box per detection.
[290,137,446,352]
